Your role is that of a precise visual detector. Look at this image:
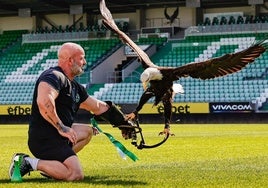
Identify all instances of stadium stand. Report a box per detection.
[199,15,268,26]
[0,30,28,50]
[0,33,120,104]
[94,33,268,106]
[33,21,129,34]
[1,28,268,110]
[137,36,168,49]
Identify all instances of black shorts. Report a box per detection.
[28,134,76,163]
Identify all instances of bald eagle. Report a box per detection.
[100,0,268,134]
[164,7,179,25]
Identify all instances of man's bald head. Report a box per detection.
[56,42,87,80]
[57,42,85,63]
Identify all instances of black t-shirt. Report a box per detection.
[29,66,88,138]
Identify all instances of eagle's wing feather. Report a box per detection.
[164,7,171,20]
[166,40,268,80]
[100,0,158,69]
[171,7,179,23]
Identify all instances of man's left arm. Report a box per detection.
[79,96,109,115]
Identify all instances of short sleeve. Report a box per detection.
[39,70,66,92]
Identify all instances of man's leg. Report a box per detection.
[36,155,83,181]
[35,123,93,180]
[10,123,94,181]
[9,153,84,181]
[72,123,93,153]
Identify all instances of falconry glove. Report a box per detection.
[95,101,136,139]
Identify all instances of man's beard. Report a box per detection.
[71,61,84,77]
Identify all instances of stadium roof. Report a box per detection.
[0,0,254,17]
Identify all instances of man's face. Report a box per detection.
[70,50,86,76]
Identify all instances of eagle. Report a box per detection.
[100,0,268,135]
[164,7,179,25]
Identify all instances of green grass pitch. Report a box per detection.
[1,123,268,188]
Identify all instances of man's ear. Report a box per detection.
[68,57,73,64]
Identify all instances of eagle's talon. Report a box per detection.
[159,130,175,136]
[125,112,136,120]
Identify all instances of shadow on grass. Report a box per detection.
[0,177,52,184]
[83,175,147,186]
[0,176,147,186]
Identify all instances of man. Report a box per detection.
[9,42,134,181]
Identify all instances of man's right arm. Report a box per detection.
[36,81,77,144]
[37,81,61,128]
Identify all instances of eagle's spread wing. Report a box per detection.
[164,7,171,20]
[100,0,158,69]
[166,40,268,80]
[171,7,179,23]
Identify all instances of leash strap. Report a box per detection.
[91,118,139,162]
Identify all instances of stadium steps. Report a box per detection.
[96,83,144,104]
[87,83,105,95]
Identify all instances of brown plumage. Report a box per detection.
[157,42,267,85]
[100,0,268,132]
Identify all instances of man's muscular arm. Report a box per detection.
[37,82,62,128]
[79,95,109,115]
[37,81,77,144]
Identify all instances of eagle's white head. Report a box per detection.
[140,67,163,90]
[140,67,163,82]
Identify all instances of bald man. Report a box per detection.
[9,42,135,181]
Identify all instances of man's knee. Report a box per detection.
[68,171,84,181]
[72,123,93,143]
[64,156,84,181]
[84,126,93,144]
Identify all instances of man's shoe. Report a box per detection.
[40,172,52,179]
[9,153,33,178]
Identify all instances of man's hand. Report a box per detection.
[92,127,99,136]
[58,124,77,145]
